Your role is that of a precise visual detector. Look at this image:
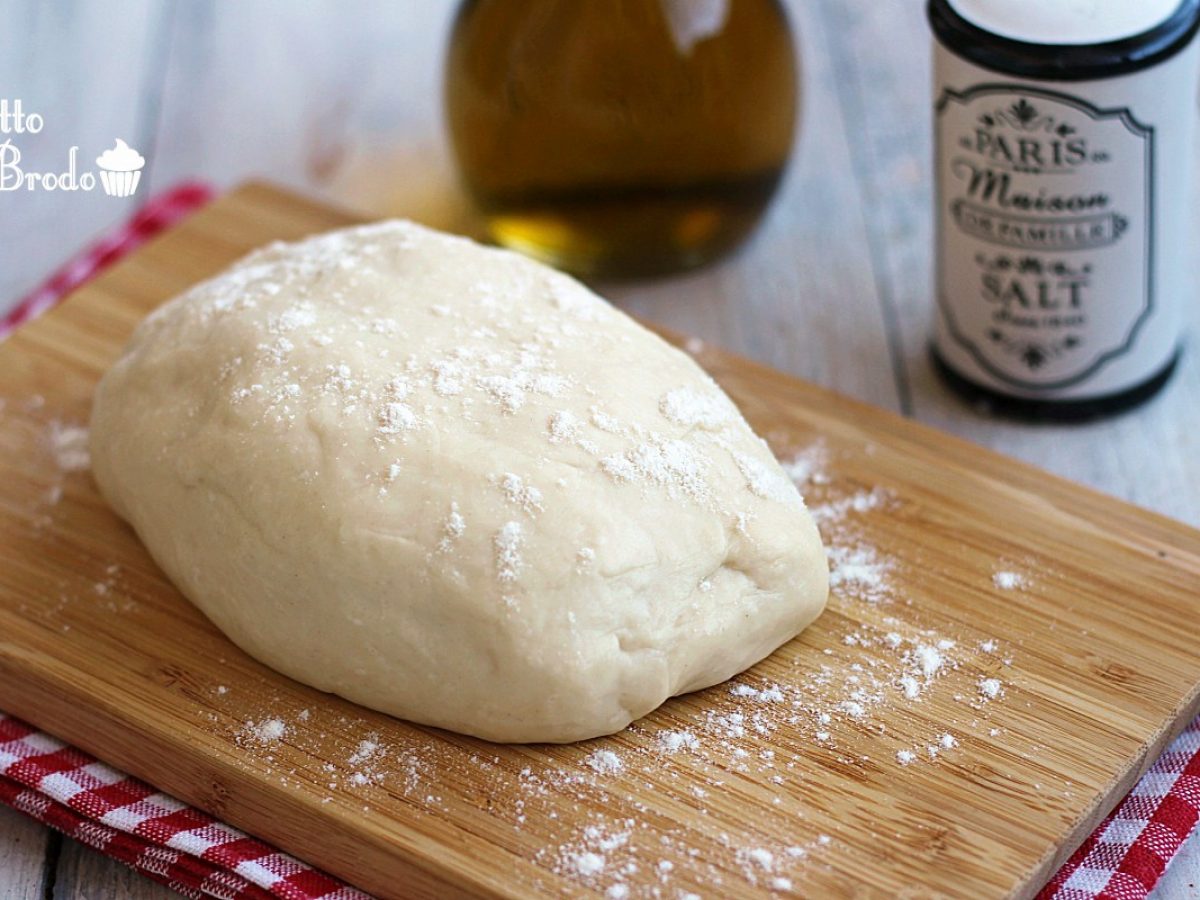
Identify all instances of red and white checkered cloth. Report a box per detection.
[0,714,365,900]
[1,183,1198,899]
[1040,718,1200,900]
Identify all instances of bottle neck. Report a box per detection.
[928,0,1200,81]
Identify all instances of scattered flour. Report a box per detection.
[658,385,733,429]
[914,644,944,678]
[590,408,623,434]
[600,438,711,505]
[657,730,700,753]
[569,851,606,877]
[780,441,830,488]
[730,683,786,703]
[498,472,544,514]
[838,700,866,719]
[190,438,1020,897]
[585,749,624,775]
[547,409,582,444]
[993,570,1027,590]
[437,502,466,552]
[377,400,419,435]
[826,544,892,604]
[348,738,381,766]
[733,451,802,507]
[48,421,90,471]
[979,678,1003,700]
[493,521,524,582]
[241,718,287,745]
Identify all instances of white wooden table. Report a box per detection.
[2,1,1197,896]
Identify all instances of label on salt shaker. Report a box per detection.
[931,29,1199,399]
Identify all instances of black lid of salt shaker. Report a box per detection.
[928,0,1200,80]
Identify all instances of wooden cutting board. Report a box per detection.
[2,183,1199,899]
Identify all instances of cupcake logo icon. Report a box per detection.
[95,139,145,197]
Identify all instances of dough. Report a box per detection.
[90,221,828,743]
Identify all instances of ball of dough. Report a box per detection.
[90,221,828,743]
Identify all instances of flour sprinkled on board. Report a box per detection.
[239,718,287,745]
[48,421,90,472]
[348,738,380,766]
[993,570,1028,590]
[780,440,831,487]
[979,677,1003,700]
[827,544,892,603]
[737,846,778,886]
[569,851,606,877]
[914,643,945,678]
[584,749,624,775]
[657,730,700,753]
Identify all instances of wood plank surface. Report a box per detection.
[0,806,48,900]
[53,838,178,900]
[1,182,1199,898]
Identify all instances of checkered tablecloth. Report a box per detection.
[0,714,364,900]
[2,184,1198,899]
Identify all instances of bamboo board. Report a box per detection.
[2,183,1199,899]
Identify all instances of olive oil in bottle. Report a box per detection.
[444,0,798,278]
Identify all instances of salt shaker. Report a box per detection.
[928,0,1200,419]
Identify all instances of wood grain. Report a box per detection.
[1,183,1199,899]
[146,1,468,231]
[53,839,178,900]
[0,806,48,900]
